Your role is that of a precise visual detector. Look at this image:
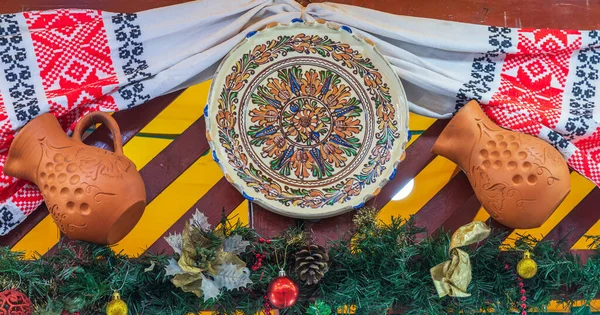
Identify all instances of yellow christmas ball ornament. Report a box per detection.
[106,290,128,315]
[516,251,537,279]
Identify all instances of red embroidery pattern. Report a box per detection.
[0,92,14,150]
[0,93,22,219]
[0,10,123,233]
[0,154,19,197]
[568,150,600,184]
[10,183,43,216]
[23,9,119,129]
[486,29,582,134]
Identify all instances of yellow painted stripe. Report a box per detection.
[378,155,456,223]
[548,300,600,312]
[125,82,211,169]
[407,113,436,146]
[473,207,490,222]
[126,137,172,169]
[12,83,210,257]
[229,200,249,225]
[139,82,210,135]
[503,172,595,247]
[11,216,60,259]
[113,153,224,256]
[112,81,223,256]
[572,217,600,249]
[377,112,449,223]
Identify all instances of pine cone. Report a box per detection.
[295,243,329,285]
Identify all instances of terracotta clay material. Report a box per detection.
[4,112,146,244]
[431,100,570,229]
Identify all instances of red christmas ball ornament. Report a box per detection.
[267,271,299,309]
[0,289,33,315]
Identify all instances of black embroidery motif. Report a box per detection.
[455,26,513,112]
[0,15,40,123]
[0,205,21,235]
[546,130,570,150]
[563,30,600,141]
[112,13,151,108]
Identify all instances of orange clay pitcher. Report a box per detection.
[4,112,146,244]
[431,100,570,229]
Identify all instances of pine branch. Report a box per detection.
[0,214,598,315]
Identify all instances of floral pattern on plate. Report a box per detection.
[207,21,408,218]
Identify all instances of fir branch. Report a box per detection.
[0,214,598,315]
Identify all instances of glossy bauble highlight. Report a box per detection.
[267,271,299,309]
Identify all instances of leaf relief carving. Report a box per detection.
[77,149,131,180]
[470,166,533,221]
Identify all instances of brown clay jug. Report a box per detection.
[4,112,146,244]
[431,100,570,229]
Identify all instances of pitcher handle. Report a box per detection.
[72,112,124,155]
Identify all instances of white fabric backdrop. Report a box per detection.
[119,0,501,118]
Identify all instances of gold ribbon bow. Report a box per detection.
[430,221,491,298]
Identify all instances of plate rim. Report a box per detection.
[205,19,410,219]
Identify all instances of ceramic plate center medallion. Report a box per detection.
[206,21,409,218]
[243,59,373,187]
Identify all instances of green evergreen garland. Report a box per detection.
[1,211,599,315]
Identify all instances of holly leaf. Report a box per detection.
[223,234,250,255]
[165,258,184,276]
[163,232,183,255]
[189,209,211,232]
[213,263,252,291]
[201,273,221,302]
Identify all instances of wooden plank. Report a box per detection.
[440,193,481,233]
[0,91,182,248]
[48,109,208,255]
[147,177,245,254]
[488,218,514,235]
[308,0,600,29]
[368,120,449,209]
[413,172,474,237]
[304,119,448,245]
[250,203,298,239]
[570,250,596,265]
[138,117,208,201]
[542,188,600,249]
[303,212,355,246]
[5,0,600,30]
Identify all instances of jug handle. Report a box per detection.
[72,112,124,155]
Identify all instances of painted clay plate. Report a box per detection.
[206,20,409,219]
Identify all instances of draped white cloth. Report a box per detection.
[131,0,494,118]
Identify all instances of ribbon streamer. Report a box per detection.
[430,221,491,298]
